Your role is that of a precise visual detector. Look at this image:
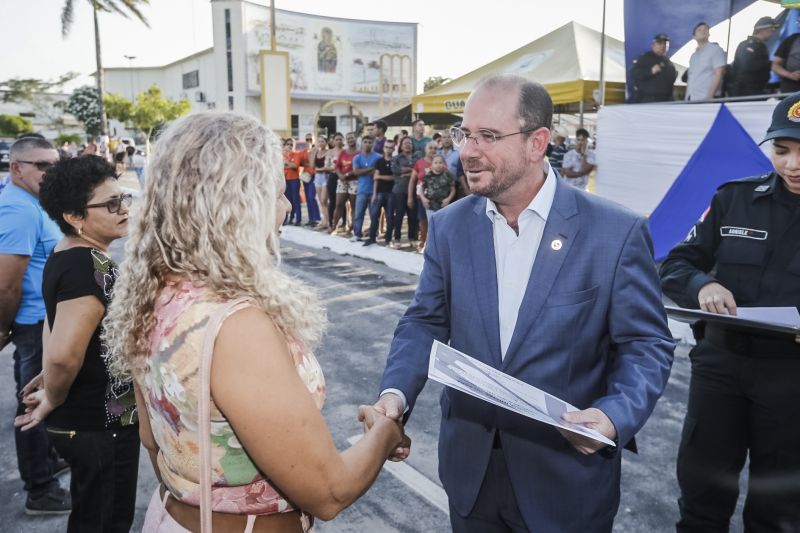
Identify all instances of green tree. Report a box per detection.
[0,115,34,137]
[65,85,103,136]
[60,0,150,137]
[423,76,451,92]
[105,85,190,154]
[0,73,78,133]
[55,133,82,145]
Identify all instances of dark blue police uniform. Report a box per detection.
[660,95,800,533]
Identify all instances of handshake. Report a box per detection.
[357,392,411,462]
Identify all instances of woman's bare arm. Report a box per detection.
[212,308,405,521]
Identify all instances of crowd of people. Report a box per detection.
[629,15,800,102]
[1,64,799,533]
[281,118,597,252]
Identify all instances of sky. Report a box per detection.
[0,0,784,94]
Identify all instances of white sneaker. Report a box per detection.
[349,236,361,242]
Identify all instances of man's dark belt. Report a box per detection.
[705,324,800,359]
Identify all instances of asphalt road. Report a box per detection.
[0,239,747,532]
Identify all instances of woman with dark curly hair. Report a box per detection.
[15,155,139,533]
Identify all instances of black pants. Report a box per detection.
[326,173,338,226]
[11,321,60,497]
[49,425,140,533]
[676,340,800,532]
[391,192,418,241]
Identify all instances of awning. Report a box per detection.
[411,21,629,113]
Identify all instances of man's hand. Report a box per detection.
[651,64,662,75]
[366,393,409,461]
[358,404,411,462]
[559,408,617,455]
[698,282,737,315]
[15,389,54,432]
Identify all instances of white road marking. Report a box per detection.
[347,434,450,517]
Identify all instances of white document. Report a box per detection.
[735,307,800,328]
[427,340,615,447]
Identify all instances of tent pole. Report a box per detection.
[270,1,276,51]
[579,100,585,128]
[726,0,733,56]
[599,0,607,106]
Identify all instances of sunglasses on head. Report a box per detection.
[16,160,56,171]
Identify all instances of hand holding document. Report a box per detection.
[427,340,615,447]
[665,305,800,335]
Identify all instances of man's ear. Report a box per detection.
[529,127,551,160]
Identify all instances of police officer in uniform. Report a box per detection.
[729,16,777,97]
[660,93,800,532]
[630,33,678,102]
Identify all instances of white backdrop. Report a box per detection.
[596,100,778,215]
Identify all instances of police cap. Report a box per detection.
[653,33,670,42]
[760,92,800,144]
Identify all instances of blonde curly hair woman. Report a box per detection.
[103,112,408,533]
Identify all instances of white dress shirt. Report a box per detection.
[485,162,557,359]
[381,162,558,408]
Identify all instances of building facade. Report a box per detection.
[105,1,417,140]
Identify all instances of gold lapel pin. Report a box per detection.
[551,239,563,251]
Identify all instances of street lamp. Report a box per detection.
[123,55,136,99]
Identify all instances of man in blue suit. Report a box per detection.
[371,74,675,532]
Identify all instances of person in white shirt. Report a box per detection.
[685,22,727,101]
[561,128,596,190]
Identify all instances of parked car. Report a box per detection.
[0,140,10,172]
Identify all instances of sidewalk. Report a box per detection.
[280,225,424,276]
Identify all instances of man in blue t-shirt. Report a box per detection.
[0,136,70,515]
[351,135,382,241]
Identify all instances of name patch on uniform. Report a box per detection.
[720,226,768,240]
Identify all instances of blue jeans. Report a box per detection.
[285,179,301,224]
[368,192,395,242]
[353,193,372,238]
[303,180,320,222]
[11,321,60,497]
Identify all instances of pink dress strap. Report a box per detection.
[198,298,253,533]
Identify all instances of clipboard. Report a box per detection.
[665,305,800,337]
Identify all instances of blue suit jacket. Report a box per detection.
[379,179,675,531]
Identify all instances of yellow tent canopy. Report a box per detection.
[412,21,626,114]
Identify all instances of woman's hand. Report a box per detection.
[15,389,55,432]
[358,404,411,462]
[21,371,44,397]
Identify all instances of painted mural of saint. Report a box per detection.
[317,27,338,73]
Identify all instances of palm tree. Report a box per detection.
[60,1,150,137]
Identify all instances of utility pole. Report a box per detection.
[124,55,136,100]
[598,0,607,107]
[270,1,276,51]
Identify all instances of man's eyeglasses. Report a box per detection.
[449,127,539,149]
[85,193,133,214]
[16,160,57,171]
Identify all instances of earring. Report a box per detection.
[77,227,83,236]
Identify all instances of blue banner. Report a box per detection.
[649,104,772,260]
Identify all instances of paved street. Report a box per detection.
[0,238,747,532]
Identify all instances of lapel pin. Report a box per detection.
[551,239,563,251]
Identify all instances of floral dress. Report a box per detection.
[140,280,325,522]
